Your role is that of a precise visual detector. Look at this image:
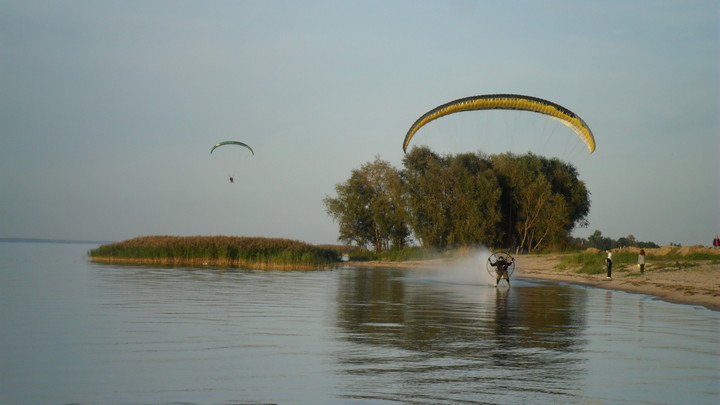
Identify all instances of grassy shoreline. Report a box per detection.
[556,245,720,274]
[89,236,720,274]
[514,249,720,311]
[88,236,453,269]
[88,235,344,270]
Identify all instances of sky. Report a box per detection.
[1,0,718,247]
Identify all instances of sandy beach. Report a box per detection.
[515,254,720,311]
[345,249,720,311]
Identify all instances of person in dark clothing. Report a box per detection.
[229,177,234,183]
[489,255,513,287]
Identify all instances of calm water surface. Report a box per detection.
[0,242,718,405]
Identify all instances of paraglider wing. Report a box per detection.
[210,141,255,155]
[402,94,595,154]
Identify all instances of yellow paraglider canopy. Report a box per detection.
[403,94,595,154]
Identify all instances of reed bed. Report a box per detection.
[88,236,340,269]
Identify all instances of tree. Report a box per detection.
[362,157,411,251]
[526,193,569,250]
[323,170,374,248]
[491,153,590,252]
[581,231,659,249]
[326,150,592,253]
[401,147,453,248]
[324,157,410,251]
[401,149,506,248]
[617,234,637,247]
[491,153,545,251]
[587,230,612,249]
[446,153,503,247]
[542,157,591,234]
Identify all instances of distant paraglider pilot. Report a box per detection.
[210,141,254,185]
[489,255,513,287]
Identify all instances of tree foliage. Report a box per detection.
[574,230,660,250]
[447,152,502,247]
[324,157,410,252]
[325,150,592,252]
[490,153,590,251]
[401,147,453,248]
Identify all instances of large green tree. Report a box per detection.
[401,147,453,248]
[446,153,503,247]
[326,150,591,252]
[324,157,410,251]
[491,153,590,251]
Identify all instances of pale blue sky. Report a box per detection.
[1,0,718,246]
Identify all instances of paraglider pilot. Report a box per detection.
[489,255,513,287]
[229,177,234,183]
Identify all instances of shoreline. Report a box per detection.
[345,255,720,312]
[93,248,719,311]
[89,256,335,270]
[514,255,720,312]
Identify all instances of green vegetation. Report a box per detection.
[557,246,720,275]
[570,229,660,250]
[89,237,451,270]
[557,252,605,274]
[89,236,339,269]
[324,149,590,253]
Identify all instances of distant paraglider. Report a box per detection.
[210,141,254,155]
[403,94,595,154]
[210,141,254,183]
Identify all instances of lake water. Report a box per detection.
[0,242,718,405]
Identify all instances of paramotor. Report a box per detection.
[485,251,516,278]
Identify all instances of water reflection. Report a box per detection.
[334,268,589,403]
[2,243,718,405]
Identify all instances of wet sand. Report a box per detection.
[345,253,720,311]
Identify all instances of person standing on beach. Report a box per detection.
[713,235,720,249]
[605,249,613,279]
[638,249,646,274]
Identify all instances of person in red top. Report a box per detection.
[713,235,720,249]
